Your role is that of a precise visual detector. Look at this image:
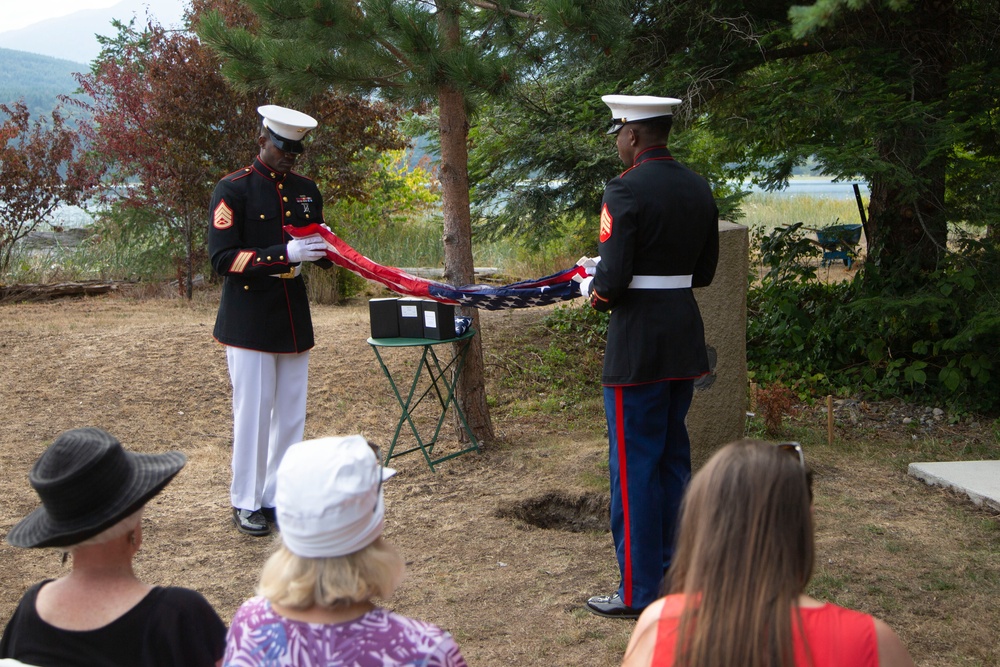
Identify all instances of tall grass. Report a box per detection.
[344,216,446,269]
[343,215,584,280]
[739,193,867,233]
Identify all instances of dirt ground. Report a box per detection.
[0,289,997,666]
[0,293,635,665]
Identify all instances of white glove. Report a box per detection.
[578,276,594,296]
[572,256,600,283]
[576,255,600,276]
[287,235,326,263]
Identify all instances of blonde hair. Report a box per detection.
[668,439,814,667]
[259,537,404,609]
[63,507,144,555]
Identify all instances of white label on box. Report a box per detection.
[401,305,419,318]
[424,311,438,328]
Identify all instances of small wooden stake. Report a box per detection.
[827,395,834,446]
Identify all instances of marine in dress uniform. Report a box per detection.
[580,95,720,617]
[209,105,331,536]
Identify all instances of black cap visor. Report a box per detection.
[266,127,306,155]
[607,114,673,135]
[607,119,626,135]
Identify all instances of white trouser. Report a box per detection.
[226,346,309,511]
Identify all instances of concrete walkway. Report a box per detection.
[908,460,1000,512]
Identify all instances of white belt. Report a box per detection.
[628,274,692,289]
[271,265,302,279]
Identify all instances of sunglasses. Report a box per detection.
[265,127,307,155]
[776,441,805,467]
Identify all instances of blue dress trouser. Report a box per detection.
[604,379,694,609]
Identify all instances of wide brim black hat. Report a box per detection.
[5,427,186,549]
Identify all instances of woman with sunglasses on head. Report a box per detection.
[621,439,915,667]
[223,435,467,667]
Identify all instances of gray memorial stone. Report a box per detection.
[688,221,748,465]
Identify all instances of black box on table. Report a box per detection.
[368,298,399,338]
[421,301,456,340]
[396,297,426,338]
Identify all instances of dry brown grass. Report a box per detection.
[0,290,996,666]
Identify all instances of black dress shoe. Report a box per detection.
[586,593,644,619]
[232,508,270,536]
[260,506,278,529]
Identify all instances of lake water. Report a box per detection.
[43,178,869,229]
[50,205,96,228]
[745,178,869,199]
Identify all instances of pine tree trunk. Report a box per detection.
[863,1,952,286]
[436,3,495,443]
[865,158,947,284]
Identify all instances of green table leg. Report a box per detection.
[369,336,480,471]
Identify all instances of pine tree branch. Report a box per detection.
[764,41,843,62]
[374,36,416,70]
[464,0,542,22]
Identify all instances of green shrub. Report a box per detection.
[748,225,1000,414]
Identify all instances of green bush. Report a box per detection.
[748,225,1000,414]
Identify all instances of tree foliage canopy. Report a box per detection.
[0,102,89,276]
[470,0,1000,285]
[197,0,625,110]
[71,0,405,297]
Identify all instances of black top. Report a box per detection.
[591,146,719,385]
[0,580,226,667]
[209,157,332,353]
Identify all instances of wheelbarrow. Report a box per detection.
[809,223,863,268]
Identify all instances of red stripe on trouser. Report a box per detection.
[614,386,632,607]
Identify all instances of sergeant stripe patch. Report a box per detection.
[229,250,254,274]
[600,203,613,242]
[213,200,234,230]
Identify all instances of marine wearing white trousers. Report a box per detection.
[208,105,329,536]
[226,346,309,512]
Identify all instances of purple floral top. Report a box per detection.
[223,596,468,667]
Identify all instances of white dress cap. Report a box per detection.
[276,435,396,559]
[257,104,318,141]
[602,95,682,134]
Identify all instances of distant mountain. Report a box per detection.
[0,48,87,120]
[0,0,186,65]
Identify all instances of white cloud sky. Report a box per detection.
[2,0,184,33]
[3,1,118,32]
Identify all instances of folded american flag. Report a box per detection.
[286,224,586,310]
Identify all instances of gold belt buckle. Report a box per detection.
[274,269,296,279]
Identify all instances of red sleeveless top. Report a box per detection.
[651,594,879,666]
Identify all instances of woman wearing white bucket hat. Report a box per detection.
[223,435,467,666]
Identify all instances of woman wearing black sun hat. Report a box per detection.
[0,427,226,667]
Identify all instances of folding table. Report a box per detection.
[367,328,480,470]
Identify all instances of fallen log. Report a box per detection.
[0,280,128,303]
